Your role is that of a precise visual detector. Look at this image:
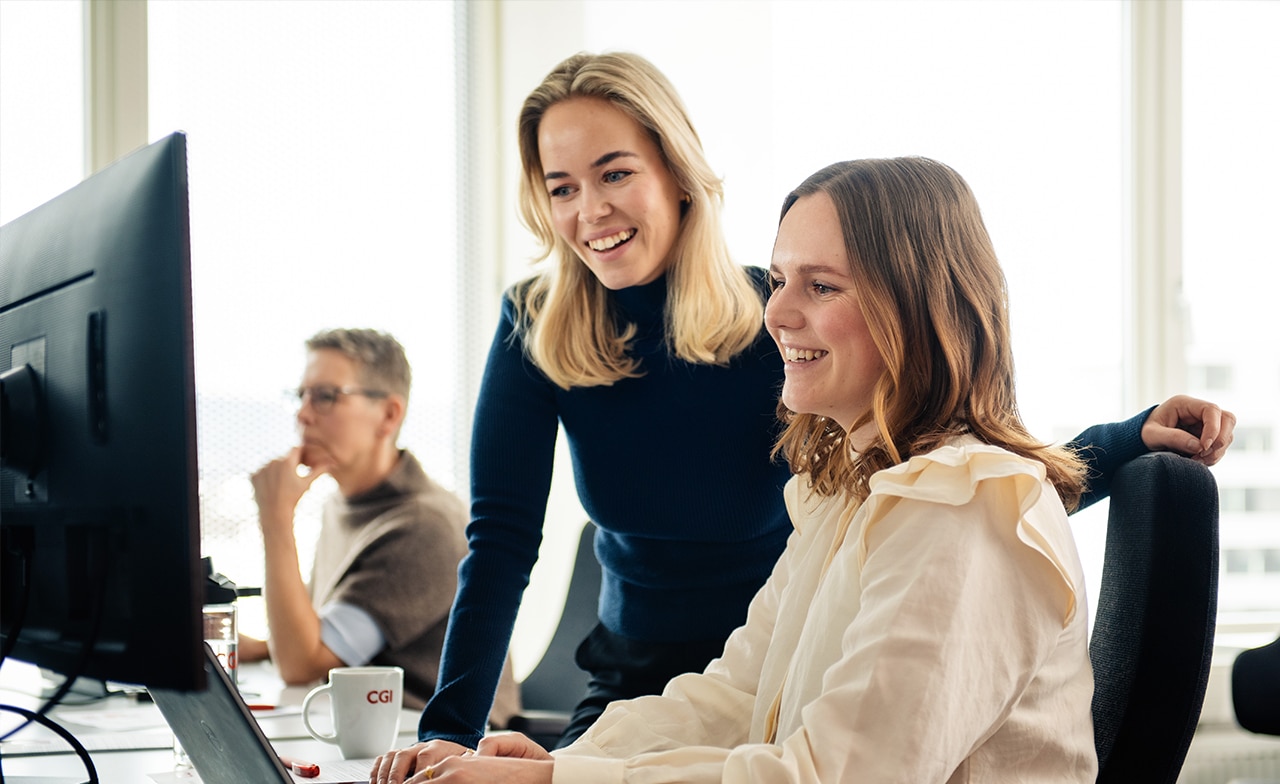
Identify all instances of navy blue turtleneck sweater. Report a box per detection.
[418,267,1150,746]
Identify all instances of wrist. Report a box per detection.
[258,508,296,531]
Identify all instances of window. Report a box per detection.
[1225,550,1254,575]
[0,0,83,224]
[1184,0,1280,626]
[1189,364,1233,392]
[1222,549,1280,577]
[1266,549,1280,575]
[1219,487,1280,515]
[1232,427,1274,455]
[505,0,1127,438]
[146,0,460,639]
[499,0,1127,652]
[1246,489,1280,514]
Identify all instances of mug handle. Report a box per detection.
[300,682,338,744]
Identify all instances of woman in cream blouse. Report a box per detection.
[389,157,1098,783]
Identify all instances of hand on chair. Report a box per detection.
[1142,394,1236,466]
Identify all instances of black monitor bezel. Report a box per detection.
[0,131,205,692]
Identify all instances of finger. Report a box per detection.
[1208,410,1237,451]
[407,765,437,784]
[372,750,396,784]
[1191,406,1223,454]
[414,741,464,769]
[476,733,552,760]
[285,447,316,477]
[296,464,328,490]
[1195,449,1222,467]
[373,753,400,784]
[1197,427,1234,467]
[297,452,335,482]
[378,745,424,784]
[1146,424,1206,457]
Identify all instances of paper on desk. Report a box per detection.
[148,772,201,783]
[146,758,381,784]
[55,705,168,731]
[291,758,382,783]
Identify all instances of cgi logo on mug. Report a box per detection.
[302,666,404,759]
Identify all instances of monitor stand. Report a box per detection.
[37,668,108,700]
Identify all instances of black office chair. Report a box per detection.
[1232,633,1280,736]
[506,522,601,750]
[1089,452,1219,783]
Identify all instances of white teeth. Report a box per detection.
[587,229,635,251]
[784,347,828,362]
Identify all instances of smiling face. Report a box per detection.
[537,97,685,290]
[765,193,886,438]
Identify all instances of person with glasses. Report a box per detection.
[237,328,521,723]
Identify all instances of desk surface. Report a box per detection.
[0,660,421,783]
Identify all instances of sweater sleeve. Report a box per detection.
[1067,406,1155,512]
[417,293,559,746]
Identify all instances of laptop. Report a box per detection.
[149,644,371,784]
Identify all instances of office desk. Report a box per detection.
[0,660,421,782]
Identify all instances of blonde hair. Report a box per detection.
[513,51,763,389]
[771,159,1087,510]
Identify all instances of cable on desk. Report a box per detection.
[0,541,110,745]
[0,703,99,784]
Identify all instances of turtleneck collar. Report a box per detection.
[611,273,669,327]
[342,449,421,507]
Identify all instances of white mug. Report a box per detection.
[301,666,403,759]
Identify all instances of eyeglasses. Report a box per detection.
[290,385,389,414]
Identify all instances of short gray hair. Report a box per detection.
[305,328,411,403]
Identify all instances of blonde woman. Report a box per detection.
[381,54,1235,778]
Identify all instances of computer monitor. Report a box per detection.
[0,131,205,693]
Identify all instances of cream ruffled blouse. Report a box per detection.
[552,438,1097,784]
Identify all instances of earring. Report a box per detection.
[681,192,693,204]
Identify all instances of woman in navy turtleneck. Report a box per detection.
[375,51,1235,781]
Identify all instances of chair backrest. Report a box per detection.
[519,522,602,714]
[1090,452,1219,783]
[1231,633,1280,735]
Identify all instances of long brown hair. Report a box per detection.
[772,158,1087,509]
